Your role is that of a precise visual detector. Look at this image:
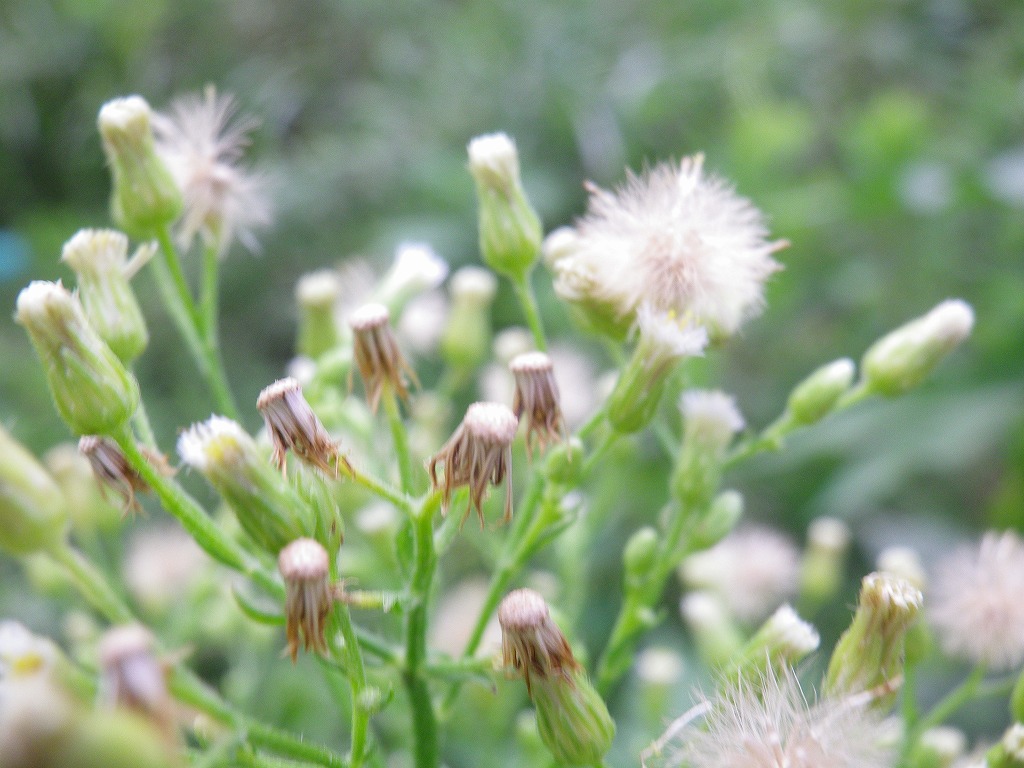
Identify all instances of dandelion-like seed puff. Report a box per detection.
[154,86,271,255]
[547,155,785,338]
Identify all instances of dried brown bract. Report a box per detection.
[79,435,153,514]
[427,401,517,528]
[497,588,579,696]
[278,537,334,662]
[98,624,176,740]
[257,377,351,477]
[348,302,418,413]
[510,351,565,458]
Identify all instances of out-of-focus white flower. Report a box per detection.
[929,531,1024,671]
[547,154,784,339]
[124,526,208,611]
[876,546,927,591]
[397,290,448,355]
[376,242,449,309]
[154,86,271,255]
[0,622,57,679]
[681,524,800,625]
[645,667,893,768]
[680,389,745,444]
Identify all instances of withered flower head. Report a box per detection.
[348,302,419,413]
[510,351,565,458]
[97,624,174,737]
[497,588,578,695]
[427,401,518,528]
[257,377,351,477]
[78,435,164,514]
[278,537,334,662]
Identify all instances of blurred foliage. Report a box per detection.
[2,0,1024,763]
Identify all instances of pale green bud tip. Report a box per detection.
[451,266,498,303]
[467,132,521,191]
[177,415,250,473]
[295,270,341,309]
[863,299,974,396]
[876,546,927,590]
[0,426,68,555]
[859,570,923,625]
[97,95,153,148]
[787,357,856,424]
[60,229,130,276]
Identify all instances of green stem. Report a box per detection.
[131,398,159,448]
[404,498,440,768]
[382,389,415,495]
[153,226,238,418]
[910,664,987,737]
[332,591,370,767]
[200,242,220,340]
[512,274,547,352]
[48,542,133,624]
[349,465,413,514]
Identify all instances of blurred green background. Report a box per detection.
[2,0,1023,763]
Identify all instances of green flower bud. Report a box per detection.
[989,724,1024,768]
[0,426,68,555]
[58,708,180,768]
[862,299,973,397]
[671,390,744,509]
[689,489,744,550]
[623,526,660,590]
[799,517,851,609]
[680,592,744,669]
[177,416,308,554]
[16,281,140,435]
[905,726,966,768]
[786,357,855,425]
[543,437,584,486]
[294,270,341,359]
[60,229,149,362]
[725,604,820,683]
[825,571,922,706]
[97,95,182,237]
[498,589,614,766]
[467,133,543,282]
[608,306,708,434]
[441,267,497,371]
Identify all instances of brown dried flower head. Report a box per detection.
[497,588,579,696]
[348,302,419,413]
[427,401,518,528]
[257,377,351,477]
[98,624,175,737]
[510,351,566,458]
[278,537,334,662]
[78,435,161,514]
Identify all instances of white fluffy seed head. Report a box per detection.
[278,537,330,582]
[348,302,390,331]
[463,402,518,445]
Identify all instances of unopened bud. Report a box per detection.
[441,267,497,371]
[427,402,517,528]
[295,270,341,358]
[689,489,744,550]
[671,389,744,509]
[178,416,308,553]
[257,377,351,477]
[278,538,334,661]
[374,242,449,313]
[0,426,68,555]
[786,357,855,425]
[799,517,851,607]
[16,281,139,435]
[498,589,614,765]
[61,229,149,362]
[608,305,708,434]
[680,592,744,669]
[510,352,565,458]
[623,527,660,591]
[725,604,820,683]
[543,436,584,486]
[862,299,974,397]
[97,95,182,236]
[825,571,922,705]
[348,303,418,413]
[467,133,543,281]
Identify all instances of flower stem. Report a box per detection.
[512,274,547,352]
[330,560,371,768]
[404,495,440,768]
[348,464,413,514]
[47,542,133,624]
[383,388,416,495]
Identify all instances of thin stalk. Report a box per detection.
[200,242,220,340]
[330,557,370,768]
[910,664,987,737]
[512,275,547,352]
[48,542,133,624]
[404,497,440,768]
[348,465,412,513]
[132,398,159,448]
[382,389,415,495]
